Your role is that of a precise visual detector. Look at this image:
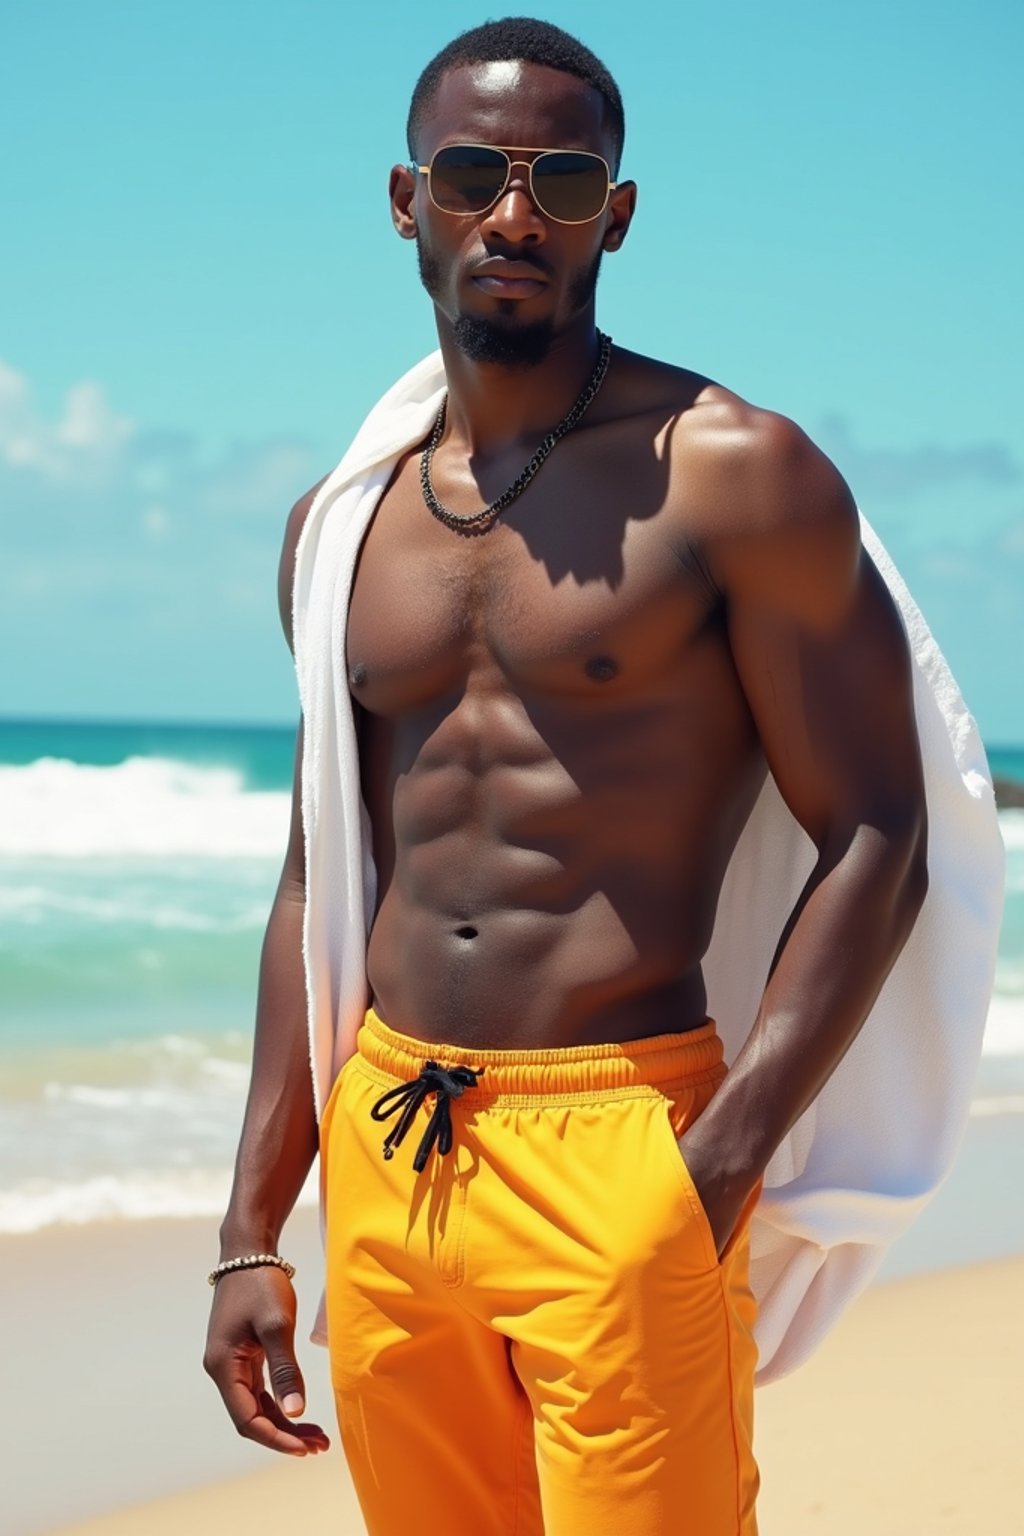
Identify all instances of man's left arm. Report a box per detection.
[680,413,930,1254]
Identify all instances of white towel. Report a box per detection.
[292,350,1005,1383]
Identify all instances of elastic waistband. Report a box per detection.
[355,1007,725,1105]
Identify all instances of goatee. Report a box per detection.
[416,241,604,368]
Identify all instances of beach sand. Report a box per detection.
[5,1209,1021,1536]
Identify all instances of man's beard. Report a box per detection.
[416,240,604,368]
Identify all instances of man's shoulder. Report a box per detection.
[277,474,331,649]
[616,348,860,595]
[630,353,854,542]
[684,392,846,526]
[285,475,330,542]
[618,347,818,473]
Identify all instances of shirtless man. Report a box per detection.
[205,18,928,1534]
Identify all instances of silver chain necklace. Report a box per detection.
[419,330,613,535]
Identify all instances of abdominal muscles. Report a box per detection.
[359,672,763,1050]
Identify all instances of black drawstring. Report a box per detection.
[369,1060,485,1172]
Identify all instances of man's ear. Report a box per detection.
[390,164,418,240]
[602,179,637,254]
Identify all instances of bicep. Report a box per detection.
[718,439,925,849]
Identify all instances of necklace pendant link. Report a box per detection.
[420,331,612,534]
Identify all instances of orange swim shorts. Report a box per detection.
[320,1006,760,1535]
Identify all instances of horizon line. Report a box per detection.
[0,710,298,734]
[0,711,1021,755]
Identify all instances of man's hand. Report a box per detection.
[675,1125,758,1261]
[203,1267,330,1456]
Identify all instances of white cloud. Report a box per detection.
[0,357,319,631]
[141,505,169,539]
[58,380,133,454]
[0,358,323,718]
[0,359,134,481]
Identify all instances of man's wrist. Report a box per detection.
[679,1080,775,1191]
[218,1216,283,1262]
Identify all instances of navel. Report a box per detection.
[585,655,619,682]
[454,925,478,941]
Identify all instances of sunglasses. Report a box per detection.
[414,143,618,226]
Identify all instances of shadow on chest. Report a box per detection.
[346,471,713,714]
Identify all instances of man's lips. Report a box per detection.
[472,275,547,298]
[469,261,550,299]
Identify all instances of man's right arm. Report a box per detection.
[203,479,331,1458]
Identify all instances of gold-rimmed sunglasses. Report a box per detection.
[413,143,618,226]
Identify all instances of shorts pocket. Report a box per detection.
[655,1095,720,1272]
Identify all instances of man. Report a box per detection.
[205,17,932,1534]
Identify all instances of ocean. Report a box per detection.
[1,717,1022,1235]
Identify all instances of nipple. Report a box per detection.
[585,655,619,682]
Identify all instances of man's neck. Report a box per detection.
[435,310,604,459]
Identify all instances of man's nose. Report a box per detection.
[480,172,546,244]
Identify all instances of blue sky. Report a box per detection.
[1,0,1021,740]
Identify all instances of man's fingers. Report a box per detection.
[261,1315,307,1416]
[206,1349,329,1456]
[221,1370,305,1453]
[219,1369,329,1455]
[257,1389,331,1450]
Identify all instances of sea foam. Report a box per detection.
[0,882,270,931]
[999,808,1024,854]
[0,756,289,857]
[980,994,1024,1056]
[0,1168,319,1234]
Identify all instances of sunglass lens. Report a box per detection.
[532,153,609,221]
[429,146,508,213]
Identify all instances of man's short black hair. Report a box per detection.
[407,17,625,171]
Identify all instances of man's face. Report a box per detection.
[394,61,633,366]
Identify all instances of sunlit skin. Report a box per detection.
[205,58,928,1457]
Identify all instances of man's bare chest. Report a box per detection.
[345,445,721,719]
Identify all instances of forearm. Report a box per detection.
[687,817,929,1189]
[219,877,318,1257]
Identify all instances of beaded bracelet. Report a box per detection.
[208,1252,296,1286]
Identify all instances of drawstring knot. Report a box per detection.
[370,1061,485,1172]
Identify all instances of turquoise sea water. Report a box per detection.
[1,716,1021,1232]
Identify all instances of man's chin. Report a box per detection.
[451,311,555,368]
